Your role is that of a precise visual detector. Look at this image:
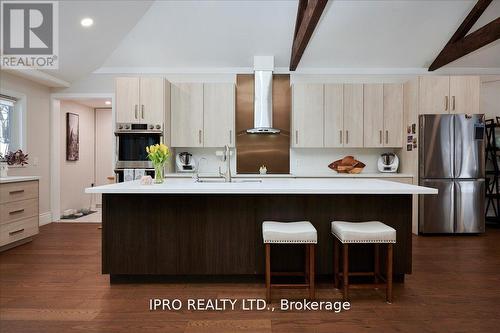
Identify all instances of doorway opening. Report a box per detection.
[50,94,114,223]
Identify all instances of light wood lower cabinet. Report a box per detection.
[0,180,39,250]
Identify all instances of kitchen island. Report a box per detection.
[86,178,436,282]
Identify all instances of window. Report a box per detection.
[0,93,24,156]
[0,96,15,155]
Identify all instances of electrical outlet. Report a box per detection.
[33,157,39,166]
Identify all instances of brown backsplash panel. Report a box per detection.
[236,74,290,174]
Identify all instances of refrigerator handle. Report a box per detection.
[454,115,461,178]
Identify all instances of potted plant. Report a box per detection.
[5,149,29,166]
[146,143,170,184]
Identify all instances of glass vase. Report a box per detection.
[154,163,165,184]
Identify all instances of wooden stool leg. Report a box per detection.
[386,243,393,303]
[374,244,380,285]
[309,244,315,300]
[265,243,271,303]
[342,243,349,300]
[333,238,339,288]
[305,244,310,284]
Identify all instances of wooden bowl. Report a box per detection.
[349,162,366,174]
[328,157,365,174]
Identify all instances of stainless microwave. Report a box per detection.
[115,123,163,169]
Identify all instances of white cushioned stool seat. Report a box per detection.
[263,221,317,244]
[331,221,396,244]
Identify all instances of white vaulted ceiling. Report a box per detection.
[40,0,500,83]
[41,0,154,82]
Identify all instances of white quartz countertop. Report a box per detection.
[0,176,40,184]
[164,172,414,179]
[85,178,437,195]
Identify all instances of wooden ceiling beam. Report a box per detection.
[293,0,309,40]
[429,0,498,71]
[290,0,328,71]
[447,0,492,43]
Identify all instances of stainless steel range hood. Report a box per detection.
[246,56,280,134]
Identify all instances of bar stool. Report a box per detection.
[262,221,317,302]
[331,221,396,303]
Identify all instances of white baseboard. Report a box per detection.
[39,212,52,226]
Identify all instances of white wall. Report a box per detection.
[0,72,52,224]
[95,108,114,205]
[291,148,398,175]
[59,101,95,213]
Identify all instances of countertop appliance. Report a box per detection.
[176,152,195,172]
[115,123,163,169]
[377,153,399,173]
[419,114,485,234]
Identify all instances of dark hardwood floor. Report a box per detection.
[1,223,500,333]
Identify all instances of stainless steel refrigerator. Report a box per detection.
[419,114,485,234]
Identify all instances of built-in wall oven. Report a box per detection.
[114,123,163,182]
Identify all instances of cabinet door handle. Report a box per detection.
[134,105,138,119]
[9,209,25,215]
[339,130,343,144]
[379,130,383,144]
[386,130,389,144]
[295,130,299,145]
[452,96,456,111]
[445,96,449,111]
[9,189,24,195]
[9,228,25,236]
[199,130,202,144]
[346,130,349,144]
[141,104,144,119]
[229,130,232,145]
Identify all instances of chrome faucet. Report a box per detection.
[193,157,207,182]
[219,145,232,182]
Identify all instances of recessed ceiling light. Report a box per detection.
[81,18,93,27]
[105,101,111,105]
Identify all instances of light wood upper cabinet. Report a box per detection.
[203,83,235,148]
[116,77,140,123]
[170,83,204,147]
[418,76,480,115]
[116,77,165,125]
[139,78,165,125]
[419,76,450,114]
[324,84,344,148]
[383,83,403,147]
[343,84,364,148]
[363,84,384,147]
[450,76,480,114]
[292,84,324,148]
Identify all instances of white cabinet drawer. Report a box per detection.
[0,181,38,204]
[0,198,38,226]
[0,216,38,247]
